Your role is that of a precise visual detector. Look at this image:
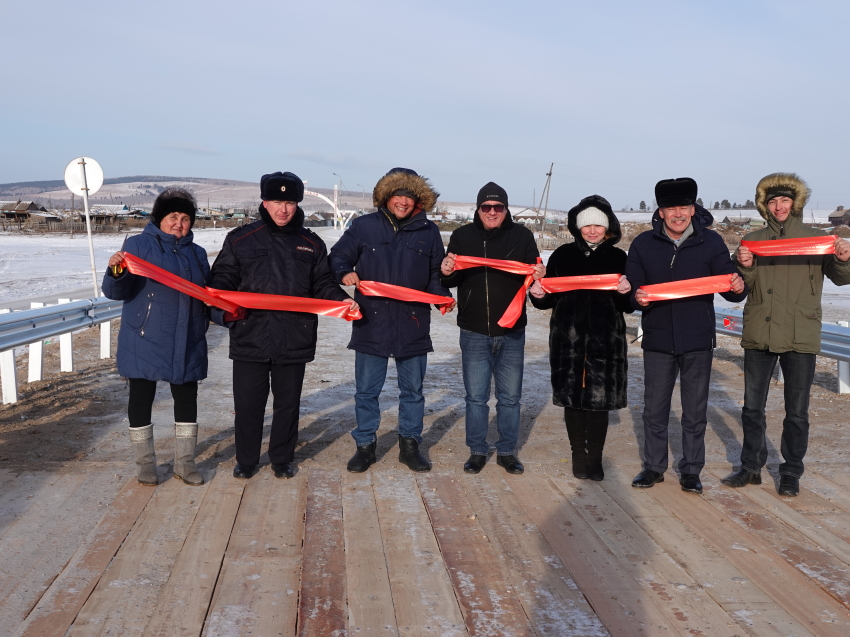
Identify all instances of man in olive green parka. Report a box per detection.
[722,172,850,496]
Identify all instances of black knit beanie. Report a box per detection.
[476,182,510,212]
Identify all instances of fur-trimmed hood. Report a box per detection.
[372,168,439,212]
[755,172,811,220]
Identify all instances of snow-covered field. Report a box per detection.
[1,226,848,322]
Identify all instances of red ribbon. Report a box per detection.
[120,253,362,321]
[452,255,536,275]
[451,255,541,328]
[639,274,734,302]
[742,236,836,256]
[358,281,455,315]
[539,274,621,294]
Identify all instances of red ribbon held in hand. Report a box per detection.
[120,253,361,321]
[742,236,836,257]
[639,274,734,302]
[358,281,455,315]
[539,274,621,294]
[452,255,542,328]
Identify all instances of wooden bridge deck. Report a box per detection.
[4,461,850,637]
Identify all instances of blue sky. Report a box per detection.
[3,0,849,210]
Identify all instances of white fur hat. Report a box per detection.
[575,207,609,230]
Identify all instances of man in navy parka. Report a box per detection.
[329,167,453,473]
[626,178,747,494]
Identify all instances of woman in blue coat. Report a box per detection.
[103,188,209,486]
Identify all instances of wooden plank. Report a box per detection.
[14,479,156,637]
[508,475,679,637]
[298,468,347,637]
[0,472,108,629]
[417,472,533,636]
[203,471,306,637]
[372,471,467,637]
[551,476,741,637]
[707,469,850,570]
[806,471,850,516]
[69,477,207,636]
[470,472,609,637]
[602,467,815,637]
[644,472,850,636]
[342,472,398,636]
[143,473,245,637]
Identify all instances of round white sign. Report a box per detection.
[63,157,104,196]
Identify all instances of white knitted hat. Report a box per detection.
[575,207,609,230]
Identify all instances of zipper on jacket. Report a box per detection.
[669,246,678,269]
[139,301,152,337]
[484,240,492,336]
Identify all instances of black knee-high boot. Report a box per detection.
[564,407,589,479]
[586,410,609,481]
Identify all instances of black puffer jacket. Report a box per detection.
[209,206,350,364]
[530,196,633,410]
[440,213,539,336]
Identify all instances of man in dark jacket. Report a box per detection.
[626,178,747,493]
[440,182,545,475]
[329,167,452,473]
[210,171,357,479]
[722,173,850,496]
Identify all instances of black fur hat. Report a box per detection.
[261,171,304,202]
[655,177,698,208]
[151,187,197,227]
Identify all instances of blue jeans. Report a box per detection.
[460,328,525,456]
[351,351,427,446]
[642,350,713,474]
[740,348,816,478]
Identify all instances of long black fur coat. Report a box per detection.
[530,196,633,411]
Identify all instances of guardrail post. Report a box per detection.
[28,302,45,382]
[58,298,74,372]
[839,321,850,394]
[0,309,18,405]
[100,321,111,359]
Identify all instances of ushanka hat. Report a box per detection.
[260,171,304,202]
[476,182,510,212]
[151,187,197,227]
[655,177,698,208]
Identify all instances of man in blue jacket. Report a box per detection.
[626,178,747,493]
[329,167,453,473]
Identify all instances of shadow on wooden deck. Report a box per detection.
[6,461,850,637]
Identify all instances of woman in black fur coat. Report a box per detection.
[530,195,633,480]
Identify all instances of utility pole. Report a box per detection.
[539,163,554,236]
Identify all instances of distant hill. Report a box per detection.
[0,176,254,196]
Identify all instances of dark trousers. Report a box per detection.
[642,350,713,474]
[740,348,816,478]
[233,360,306,466]
[128,378,198,427]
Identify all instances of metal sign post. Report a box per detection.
[64,157,104,297]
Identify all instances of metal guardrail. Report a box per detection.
[0,297,123,352]
[712,307,850,363]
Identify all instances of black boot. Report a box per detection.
[398,436,431,472]
[778,474,800,496]
[720,468,762,488]
[564,407,588,479]
[585,411,609,482]
[347,442,377,473]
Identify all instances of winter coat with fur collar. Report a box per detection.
[737,173,850,354]
[530,197,633,410]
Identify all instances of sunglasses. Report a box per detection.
[480,204,506,213]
